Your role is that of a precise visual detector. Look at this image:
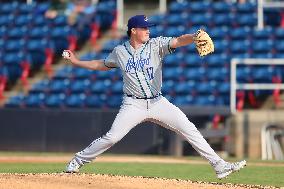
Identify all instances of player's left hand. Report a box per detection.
[193,29,214,57]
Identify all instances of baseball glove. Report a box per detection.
[194,29,214,57]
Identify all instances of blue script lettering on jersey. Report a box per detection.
[125,56,150,73]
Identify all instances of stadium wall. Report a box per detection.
[228,110,284,159]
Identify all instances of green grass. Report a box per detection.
[0,162,283,187]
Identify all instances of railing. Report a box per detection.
[230,58,284,114]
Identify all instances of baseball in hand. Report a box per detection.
[62,51,70,58]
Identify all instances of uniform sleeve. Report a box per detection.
[156,37,176,58]
[104,48,119,68]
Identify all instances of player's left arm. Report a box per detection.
[170,34,195,49]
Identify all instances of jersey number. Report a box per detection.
[146,67,154,80]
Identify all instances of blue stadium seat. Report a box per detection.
[189,2,210,13]
[111,81,123,94]
[53,66,72,79]
[206,53,229,67]
[70,79,91,93]
[237,67,252,83]
[207,67,229,81]
[212,2,232,13]
[217,82,230,94]
[32,15,47,27]
[236,13,257,26]
[49,79,70,93]
[29,26,49,39]
[184,54,202,67]
[275,28,284,39]
[167,14,188,26]
[148,14,165,26]
[65,93,86,108]
[190,14,211,26]
[213,13,232,26]
[210,27,229,40]
[194,95,215,106]
[0,26,7,38]
[45,93,66,108]
[252,67,273,82]
[106,95,123,108]
[174,82,191,94]
[163,67,184,80]
[251,39,273,53]
[212,40,229,54]
[85,94,102,108]
[14,14,32,26]
[236,2,256,13]
[24,93,45,108]
[7,26,28,39]
[150,26,163,37]
[173,95,194,106]
[162,80,175,94]
[164,26,185,37]
[5,94,25,108]
[168,1,189,13]
[18,3,35,15]
[275,42,284,52]
[101,39,122,53]
[72,67,94,79]
[252,27,272,39]
[196,81,216,94]
[163,52,183,67]
[29,79,49,93]
[0,2,18,15]
[90,80,109,94]
[0,14,14,26]
[230,27,251,40]
[53,15,68,26]
[230,40,250,54]
[185,67,205,81]
[5,40,25,53]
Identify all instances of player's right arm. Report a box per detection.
[62,50,112,71]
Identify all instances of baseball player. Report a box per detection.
[62,15,246,179]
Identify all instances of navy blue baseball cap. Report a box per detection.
[127,15,155,31]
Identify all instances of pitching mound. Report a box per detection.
[0,173,266,189]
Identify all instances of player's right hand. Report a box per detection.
[62,50,78,65]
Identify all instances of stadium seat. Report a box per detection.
[252,27,273,39]
[211,2,232,13]
[69,79,91,93]
[29,79,49,94]
[65,93,86,108]
[251,39,273,53]
[24,93,45,108]
[190,13,211,26]
[5,94,25,108]
[166,14,188,26]
[184,54,202,67]
[148,14,165,26]
[230,27,251,40]
[173,95,194,106]
[45,93,66,108]
[106,95,123,108]
[236,13,257,27]
[210,27,229,40]
[49,79,70,93]
[213,13,232,26]
[111,81,123,94]
[85,94,102,108]
[164,26,186,37]
[230,40,250,54]
[236,2,256,13]
[275,28,284,39]
[189,2,210,13]
[168,1,189,13]
[163,52,183,67]
[14,14,32,26]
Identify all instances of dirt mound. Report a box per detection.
[0,173,272,189]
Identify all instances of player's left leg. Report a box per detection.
[149,96,246,178]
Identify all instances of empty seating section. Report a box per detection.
[0,1,115,85]
[4,1,284,109]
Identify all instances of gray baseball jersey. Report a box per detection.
[104,37,175,98]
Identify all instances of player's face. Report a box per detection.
[134,27,150,43]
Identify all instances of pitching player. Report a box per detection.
[62,15,246,179]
